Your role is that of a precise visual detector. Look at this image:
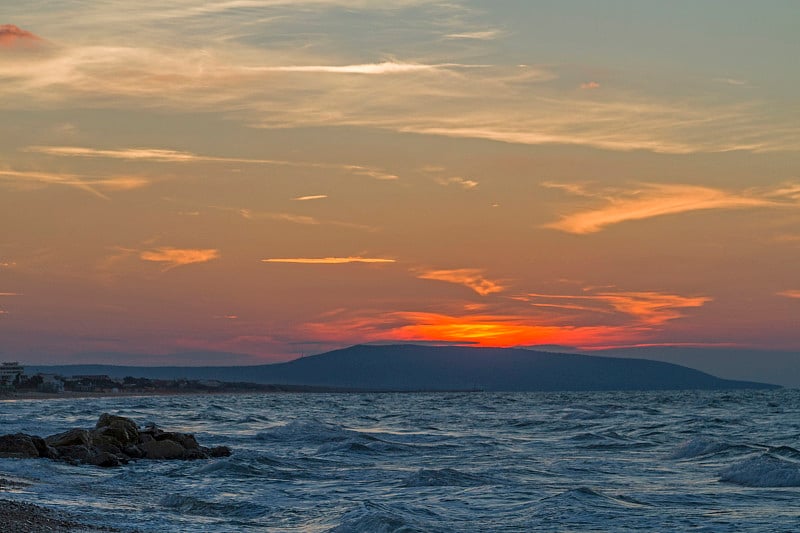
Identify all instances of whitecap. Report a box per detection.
[668,438,732,459]
[720,454,800,487]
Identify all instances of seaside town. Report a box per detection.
[0,360,230,395]
[0,360,294,396]
[0,361,349,396]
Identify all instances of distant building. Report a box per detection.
[0,362,24,389]
[64,374,118,392]
[37,373,65,393]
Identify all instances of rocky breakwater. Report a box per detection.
[0,413,231,467]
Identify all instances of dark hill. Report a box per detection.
[28,344,777,391]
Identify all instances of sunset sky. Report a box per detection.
[1,1,799,364]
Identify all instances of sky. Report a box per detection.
[1,1,799,365]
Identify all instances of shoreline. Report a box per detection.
[1,387,487,401]
[0,389,259,401]
[0,498,117,533]
[1,476,119,533]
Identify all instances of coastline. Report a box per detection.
[0,389,254,401]
[1,476,118,532]
[1,387,486,401]
[0,498,118,533]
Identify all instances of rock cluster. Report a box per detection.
[0,413,230,467]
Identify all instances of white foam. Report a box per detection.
[720,454,800,487]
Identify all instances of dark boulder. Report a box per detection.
[46,428,91,448]
[0,433,42,459]
[1,413,232,468]
[209,446,232,458]
[140,439,185,460]
[95,413,139,447]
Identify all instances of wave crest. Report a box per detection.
[720,453,800,487]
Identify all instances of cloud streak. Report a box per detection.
[251,61,481,74]
[27,146,398,181]
[0,169,148,198]
[262,257,395,264]
[2,28,794,155]
[544,182,799,234]
[778,290,800,299]
[418,268,504,296]
[293,195,328,201]
[139,247,220,270]
[524,291,711,326]
[445,30,499,40]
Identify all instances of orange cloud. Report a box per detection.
[580,81,600,90]
[300,285,712,350]
[262,257,395,264]
[778,290,800,299]
[139,247,220,270]
[525,291,711,326]
[391,313,626,347]
[0,25,41,48]
[544,182,795,234]
[436,176,479,189]
[418,268,504,296]
[293,195,328,201]
[303,310,635,349]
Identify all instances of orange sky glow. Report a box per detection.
[1,2,798,364]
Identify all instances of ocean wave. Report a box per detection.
[160,493,266,519]
[255,420,420,455]
[720,453,800,487]
[256,420,359,443]
[569,430,652,450]
[560,408,607,420]
[542,487,650,508]
[668,438,734,459]
[327,501,451,533]
[401,467,492,487]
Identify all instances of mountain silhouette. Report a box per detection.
[27,344,777,391]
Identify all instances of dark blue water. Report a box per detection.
[1,390,799,531]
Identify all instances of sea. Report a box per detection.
[1,389,799,532]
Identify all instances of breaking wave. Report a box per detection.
[720,453,800,487]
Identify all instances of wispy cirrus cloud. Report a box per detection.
[262,257,395,264]
[251,61,483,74]
[0,169,148,198]
[4,30,794,155]
[238,209,319,225]
[210,205,376,231]
[417,268,504,296]
[293,195,328,201]
[139,247,220,270]
[543,182,800,234]
[26,145,398,181]
[4,1,798,155]
[445,30,500,40]
[778,290,800,299]
[436,176,478,189]
[523,291,711,326]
